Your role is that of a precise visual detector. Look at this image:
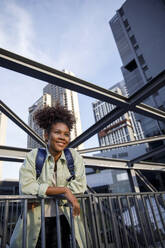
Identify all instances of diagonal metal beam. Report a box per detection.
[135,103,165,121]
[0,48,165,120]
[0,100,46,147]
[69,107,126,147]
[69,102,165,148]
[128,144,165,166]
[135,170,157,192]
[0,48,127,107]
[128,70,165,106]
[0,49,165,148]
[70,72,165,147]
[78,135,165,154]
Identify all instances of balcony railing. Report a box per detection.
[0,192,165,248]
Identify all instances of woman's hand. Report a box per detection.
[46,186,80,216]
[64,188,80,217]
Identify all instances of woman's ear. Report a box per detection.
[44,130,49,143]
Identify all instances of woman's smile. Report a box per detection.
[45,122,70,155]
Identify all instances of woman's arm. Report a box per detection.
[46,186,80,216]
[19,149,49,197]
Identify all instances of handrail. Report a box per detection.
[0,192,165,248]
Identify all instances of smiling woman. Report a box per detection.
[46,122,70,153]
[10,104,87,248]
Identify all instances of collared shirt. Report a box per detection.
[19,147,87,198]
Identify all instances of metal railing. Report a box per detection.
[0,192,165,248]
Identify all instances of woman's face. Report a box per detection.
[45,122,70,153]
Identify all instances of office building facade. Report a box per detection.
[92,81,147,160]
[109,0,165,155]
[27,94,51,148]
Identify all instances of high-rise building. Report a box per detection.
[27,94,51,148]
[109,0,165,158]
[92,81,147,160]
[0,112,7,145]
[27,71,83,149]
[0,112,7,179]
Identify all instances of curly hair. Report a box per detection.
[33,104,76,133]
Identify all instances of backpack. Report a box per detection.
[35,148,75,182]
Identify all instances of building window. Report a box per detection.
[134,44,139,50]
[118,152,128,158]
[123,19,129,28]
[112,154,117,158]
[130,35,137,46]
[143,65,149,71]
[119,8,124,17]
[127,26,131,32]
[138,55,145,65]
[125,59,137,72]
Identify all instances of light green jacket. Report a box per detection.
[10,148,87,248]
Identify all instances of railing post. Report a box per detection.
[22,199,28,248]
[125,195,139,248]
[41,199,46,248]
[117,196,131,248]
[1,200,9,248]
[148,195,165,248]
[55,199,61,248]
[69,206,76,248]
[98,197,109,246]
[87,194,99,248]
[141,195,157,246]
[134,195,149,247]
[92,194,103,248]
[108,196,122,248]
[81,197,92,248]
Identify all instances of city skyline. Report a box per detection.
[0,0,125,179]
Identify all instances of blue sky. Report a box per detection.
[0,0,125,179]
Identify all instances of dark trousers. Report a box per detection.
[36,215,71,248]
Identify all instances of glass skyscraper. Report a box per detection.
[110,0,165,160]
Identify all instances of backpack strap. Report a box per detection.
[35,148,47,179]
[64,148,75,182]
[35,147,75,181]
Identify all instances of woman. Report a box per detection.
[10,104,87,248]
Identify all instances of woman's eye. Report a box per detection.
[65,133,70,137]
[54,131,60,134]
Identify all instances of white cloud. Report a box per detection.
[0,2,33,54]
[0,1,54,66]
